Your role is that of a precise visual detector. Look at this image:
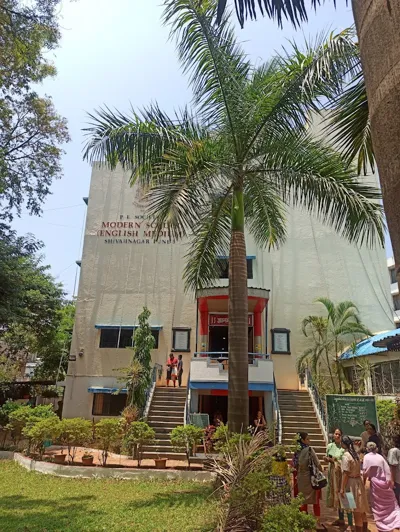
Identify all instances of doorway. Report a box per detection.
[209,326,228,353]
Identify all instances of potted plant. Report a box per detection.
[82,451,94,466]
[154,452,167,469]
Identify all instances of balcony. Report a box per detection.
[189,352,274,391]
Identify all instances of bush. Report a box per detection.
[8,404,56,446]
[261,498,316,532]
[377,399,396,427]
[212,424,252,454]
[170,425,204,467]
[23,417,61,460]
[59,418,92,462]
[95,418,123,466]
[123,421,155,466]
[0,401,22,428]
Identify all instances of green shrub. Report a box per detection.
[123,421,155,466]
[0,401,22,428]
[95,418,123,466]
[59,418,92,462]
[23,417,61,460]
[377,399,396,427]
[170,425,204,467]
[8,404,56,446]
[261,498,316,532]
[212,424,252,454]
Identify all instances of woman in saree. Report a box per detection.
[363,441,400,532]
[325,428,354,529]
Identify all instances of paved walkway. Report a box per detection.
[321,496,377,532]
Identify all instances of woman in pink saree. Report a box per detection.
[363,442,400,532]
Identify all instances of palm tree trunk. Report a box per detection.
[228,185,249,433]
[352,0,400,282]
[335,339,343,394]
[324,348,336,393]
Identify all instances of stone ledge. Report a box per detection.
[13,453,215,481]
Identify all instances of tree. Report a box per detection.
[299,298,371,394]
[123,421,155,467]
[59,418,92,463]
[170,425,204,468]
[95,418,123,466]
[119,307,155,410]
[33,302,75,380]
[214,0,400,286]
[0,0,69,220]
[84,1,384,432]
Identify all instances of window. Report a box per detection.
[92,393,127,416]
[99,328,159,348]
[390,268,397,284]
[216,258,253,279]
[372,360,400,395]
[394,295,400,311]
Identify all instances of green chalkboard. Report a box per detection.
[326,395,378,438]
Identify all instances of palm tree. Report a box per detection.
[302,298,372,394]
[298,315,335,391]
[83,1,384,432]
[214,0,400,285]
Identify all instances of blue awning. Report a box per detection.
[88,387,127,394]
[341,329,400,360]
[94,324,163,330]
[189,381,273,391]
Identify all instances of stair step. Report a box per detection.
[148,415,184,423]
[142,451,187,460]
[150,403,185,410]
[142,444,174,452]
[149,421,184,428]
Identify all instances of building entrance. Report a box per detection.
[209,326,228,353]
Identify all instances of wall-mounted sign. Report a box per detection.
[209,314,253,327]
[95,215,172,245]
[172,328,191,352]
[271,328,291,354]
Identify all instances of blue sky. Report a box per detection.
[11,0,358,296]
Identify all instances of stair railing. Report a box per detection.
[142,363,163,420]
[272,374,282,444]
[184,372,191,425]
[305,368,328,443]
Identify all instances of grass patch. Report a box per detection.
[0,461,216,531]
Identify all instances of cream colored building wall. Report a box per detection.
[63,164,197,418]
[63,163,394,418]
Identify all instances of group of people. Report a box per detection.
[165,353,183,387]
[294,422,400,532]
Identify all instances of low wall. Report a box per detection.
[13,453,214,481]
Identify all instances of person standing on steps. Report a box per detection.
[340,435,369,532]
[177,354,183,387]
[166,353,178,387]
[325,427,354,529]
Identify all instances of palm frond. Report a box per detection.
[163,0,250,143]
[315,297,336,322]
[326,71,374,175]
[243,28,360,158]
[262,133,385,247]
[83,104,203,174]
[184,188,232,291]
[244,173,287,249]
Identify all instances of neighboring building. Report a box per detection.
[62,164,395,422]
[387,258,400,327]
[341,329,400,396]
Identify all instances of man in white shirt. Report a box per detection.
[388,435,400,504]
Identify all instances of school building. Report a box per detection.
[62,163,395,426]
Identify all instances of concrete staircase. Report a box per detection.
[142,386,187,460]
[279,390,326,462]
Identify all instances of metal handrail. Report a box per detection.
[193,352,270,361]
[184,371,191,425]
[305,368,328,442]
[272,374,282,444]
[142,363,163,419]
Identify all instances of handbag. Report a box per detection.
[308,448,327,490]
[172,367,178,376]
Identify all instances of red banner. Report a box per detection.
[209,314,253,327]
